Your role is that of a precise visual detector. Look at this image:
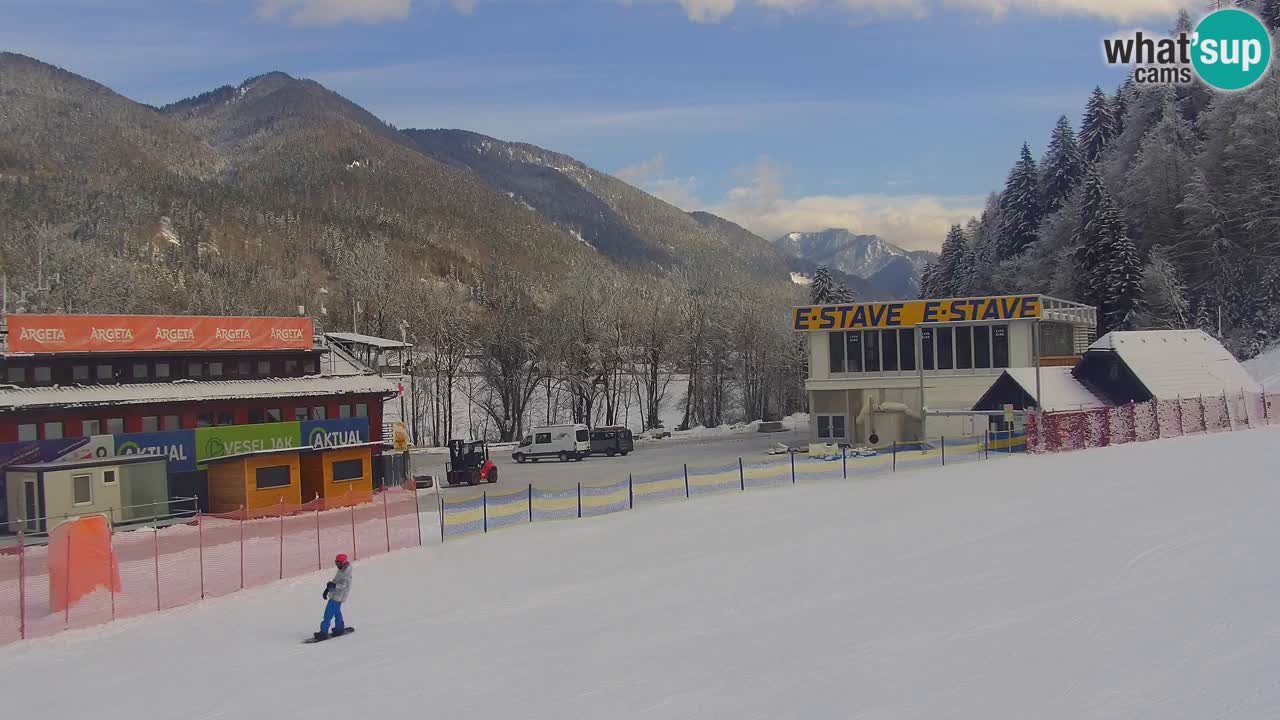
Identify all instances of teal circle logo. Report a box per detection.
[1193,9,1272,91]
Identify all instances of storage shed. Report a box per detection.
[205,448,303,513]
[299,443,375,506]
[5,455,169,533]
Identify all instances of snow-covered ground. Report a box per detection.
[4,428,1280,719]
[1244,344,1280,391]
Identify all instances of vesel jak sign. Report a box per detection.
[301,418,369,449]
[115,431,197,473]
[195,422,301,464]
[793,295,1042,332]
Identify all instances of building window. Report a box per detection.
[106,418,124,434]
[816,415,846,440]
[956,327,973,370]
[303,359,317,374]
[921,329,935,371]
[992,325,1009,368]
[881,329,899,372]
[355,404,368,418]
[73,365,90,382]
[155,362,170,379]
[339,405,352,419]
[43,422,63,440]
[18,424,37,441]
[266,408,283,423]
[828,332,845,373]
[163,415,180,431]
[255,465,292,490]
[218,411,234,426]
[249,408,265,424]
[103,470,117,485]
[238,360,252,377]
[72,474,93,505]
[209,362,224,378]
[34,366,52,384]
[133,363,149,380]
[974,326,992,369]
[141,416,159,432]
[332,458,364,482]
[284,359,298,375]
[6,366,25,383]
[97,364,114,381]
[188,362,203,378]
[844,332,862,373]
[863,330,880,372]
[936,328,954,370]
[295,407,309,421]
[898,330,916,372]
[312,406,326,420]
[196,413,214,428]
[83,419,102,436]
[258,360,272,376]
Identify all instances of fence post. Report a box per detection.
[239,508,245,590]
[17,530,25,640]
[349,502,357,560]
[684,464,690,498]
[382,490,391,553]
[64,522,72,625]
[278,507,285,580]
[1176,394,1185,435]
[438,493,445,543]
[413,486,423,547]
[154,526,162,611]
[1224,390,1234,431]
[483,492,489,532]
[528,484,533,522]
[842,448,847,479]
[984,430,989,459]
[790,452,796,484]
[197,512,206,599]
[740,458,746,490]
[892,441,897,471]
[628,474,634,509]
[1265,392,1271,425]
[577,483,582,518]
[941,436,946,466]
[1242,389,1252,429]
[109,521,117,620]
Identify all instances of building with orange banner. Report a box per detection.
[0,314,402,526]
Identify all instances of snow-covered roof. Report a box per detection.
[0,375,399,411]
[325,332,412,350]
[320,341,372,376]
[1243,344,1280,392]
[1087,330,1260,400]
[1000,367,1106,412]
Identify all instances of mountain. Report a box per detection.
[772,229,937,299]
[401,130,786,281]
[0,54,794,328]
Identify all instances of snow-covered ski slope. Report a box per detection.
[4,428,1280,719]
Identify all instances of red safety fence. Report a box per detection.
[0,483,423,646]
[1028,390,1279,453]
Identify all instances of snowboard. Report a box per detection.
[304,627,355,644]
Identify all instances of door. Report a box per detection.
[24,480,40,533]
[831,415,847,442]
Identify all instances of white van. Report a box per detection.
[512,424,591,463]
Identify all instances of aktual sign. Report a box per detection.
[793,296,1042,332]
[7,314,313,354]
[302,418,369,449]
[116,431,198,473]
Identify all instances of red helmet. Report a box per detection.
[335,554,348,565]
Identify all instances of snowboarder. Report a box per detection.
[315,554,352,641]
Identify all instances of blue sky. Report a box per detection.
[1,0,1178,250]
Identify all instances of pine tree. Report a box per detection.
[997,143,1042,257]
[1136,246,1190,330]
[1121,100,1197,250]
[1073,164,1137,334]
[1105,222,1142,331]
[918,261,936,299]
[1040,115,1084,216]
[809,266,853,304]
[953,226,976,296]
[1113,78,1133,139]
[933,224,973,297]
[1081,87,1117,164]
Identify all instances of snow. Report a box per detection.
[1000,367,1105,411]
[5,428,1280,718]
[1243,343,1280,391]
[1089,330,1260,400]
[789,271,812,285]
[0,375,399,410]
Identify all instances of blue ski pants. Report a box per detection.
[320,599,345,634]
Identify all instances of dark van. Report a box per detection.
[590,427,634,457]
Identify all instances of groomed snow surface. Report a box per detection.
[4,429,1280,719]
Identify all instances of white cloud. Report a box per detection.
[256,0,412,25]
[648,177,703,209]
[705,157,980,251]
[616,153,669,181]
[655,0,1182,23]
[451,0,478,14]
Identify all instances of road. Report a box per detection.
[411,427,808,492]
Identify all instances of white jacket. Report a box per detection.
[329,564,353,603]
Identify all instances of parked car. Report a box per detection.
[589,426,634,457]
[512,424,591,463]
